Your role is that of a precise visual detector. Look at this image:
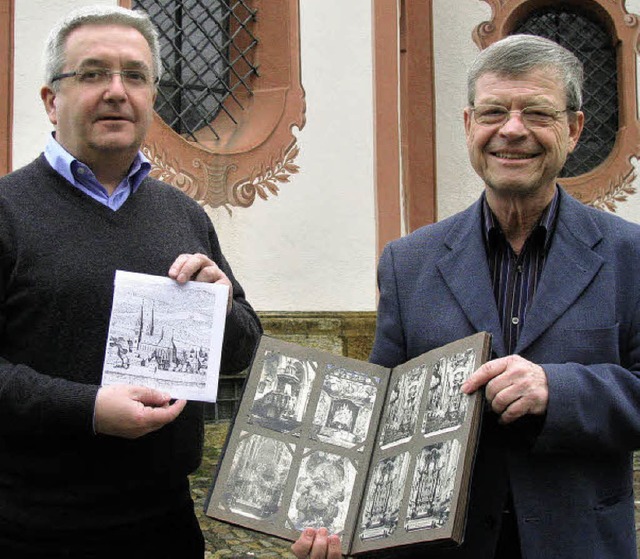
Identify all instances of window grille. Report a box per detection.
[514,8,618,178]
[132,0,259,141]
[204,373,247,421]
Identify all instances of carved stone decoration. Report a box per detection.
[474,0,640,211]
[143,137,302,213]
[121,0,306,212]
[233,144,301,207]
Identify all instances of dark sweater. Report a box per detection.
[0,155,262,534]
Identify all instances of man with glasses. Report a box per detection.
[293,34,640,559]
[0,5,261,558]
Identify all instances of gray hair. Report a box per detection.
[43,5,161,88]
[467,34,583,111]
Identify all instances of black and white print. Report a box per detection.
[422,349,476,436]
[101,270,228,402]
[221,432,294,520]
[405,439,460,531]
[358,452,410,541]
[288,450,356,535]
[310,365,380,450]
[249,351,317,434]
[379,365,428,449]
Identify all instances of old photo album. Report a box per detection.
[101,270,229,402]
[205,332,491,555]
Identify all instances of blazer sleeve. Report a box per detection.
[534,269,640,454]
[536,351,640,454]
[370,243,408,368]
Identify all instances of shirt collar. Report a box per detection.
[43,133,151,193]
[482,187,560,252]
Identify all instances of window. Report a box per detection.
[133,0,259,142]
[514,7,617,178]
[121,0,305,211]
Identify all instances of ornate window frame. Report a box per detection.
[0,0,13,175]
[120,0,306,212]
[473,0,640,211]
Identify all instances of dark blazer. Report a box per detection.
[370,187,640,559]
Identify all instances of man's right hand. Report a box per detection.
[94,384,186,438]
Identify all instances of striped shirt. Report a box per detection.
[483,189,559,354]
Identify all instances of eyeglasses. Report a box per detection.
[50,68,157,89]
[470,104,570,128]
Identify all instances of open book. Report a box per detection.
[205,332,491,555]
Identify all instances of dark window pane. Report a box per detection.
[133,0,258,141]
[514,8,618,177]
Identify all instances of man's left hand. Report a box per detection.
[291,528,342,559]
[168,253,233,313]
[461,355,548,424]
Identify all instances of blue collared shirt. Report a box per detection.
[44,134,151,210]
[483,188,559,354]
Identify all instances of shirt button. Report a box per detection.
[512,317,519,325]
[77,167,85,174]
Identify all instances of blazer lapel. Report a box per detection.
[516,190,604,354]
[436,201,507,357]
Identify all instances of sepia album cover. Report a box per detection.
[101,270,229,402]
[205,332,491,555]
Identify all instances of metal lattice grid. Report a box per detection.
[133,0,259,141]
[514,8,618,178]
[204,373,247,421]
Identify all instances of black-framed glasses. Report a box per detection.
[50,68,157,89]
[470,104,570,128]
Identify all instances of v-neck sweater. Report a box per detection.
[0,155,261,534]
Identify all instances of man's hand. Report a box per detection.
[461,354,548,424]
[94,384,186,439]
[168,253,233,314]
[291,528,342,559]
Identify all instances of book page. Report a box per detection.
[205,337,391,554]
[101,270,228,402]
[351,332,490,555]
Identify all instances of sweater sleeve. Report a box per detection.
[0,356,98,437]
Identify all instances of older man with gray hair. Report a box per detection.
[293,34,640,559]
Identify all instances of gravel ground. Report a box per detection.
[189,422,296,559]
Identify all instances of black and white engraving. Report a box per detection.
[379,365,428,449]
[422,349,476,436]
[288,450,356,535]
[101,270,228,402]
[220,432,294,520]
[249,351,317,434]
[358,452,410,541]
[310,365,380,450]
[405,439,461,531]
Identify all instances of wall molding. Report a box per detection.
[0,0,13,175]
